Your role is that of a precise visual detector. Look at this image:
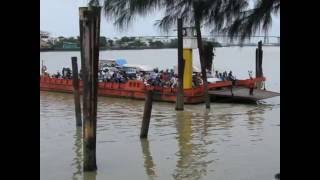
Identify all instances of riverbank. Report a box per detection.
[40,44,278,52]
[40,47,177,52]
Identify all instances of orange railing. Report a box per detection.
[40,76,267,96]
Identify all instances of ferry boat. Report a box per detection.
[40,76,266,104]
[40,59,267,104]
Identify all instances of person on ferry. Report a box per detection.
[215,71,219,78]
[98,70,103,82]
[197,73,203,85]
[206,69,211,75]
[62,67,70,79]
[170,75,177,88]
[106,69,111,82]
[66,68,72,79]
[192,75,198,87]
[150,69,158,86]
[41,65,50,77]
[123,71,129,81]
[110,72,116,82]
[118,72,125,83]
[136,73,142,81]
[56,71,61,79]
[228,71,235,81]
[223,71,228,80]
[248,70,254,95]
[151,69,158,79]
[219,73,223,81]
[248,70,253,79]
[169,69,175,78]
[61,68,66,78]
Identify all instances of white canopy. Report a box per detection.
[123,64,153,72]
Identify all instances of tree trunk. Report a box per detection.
[203,42,214,73]
[175,18,184,111]
[194,16,210,109]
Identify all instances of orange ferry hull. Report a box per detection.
[40,76,265,104]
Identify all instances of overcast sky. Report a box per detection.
[40,0,280,38]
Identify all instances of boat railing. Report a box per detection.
[40,76,266,96]
[236,77,266,87]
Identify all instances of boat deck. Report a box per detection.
[209,87,280,102]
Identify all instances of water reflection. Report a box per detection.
[173,111,214,180]
[72,127,82,180]
[70,127,99,180]
[246,105,270,143]
[246,106,267,127]
[140,139,157,179]
[202,110,210,139]
[216,113,234,130]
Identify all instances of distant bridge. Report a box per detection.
[132,35,280,46]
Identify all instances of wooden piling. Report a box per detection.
[71,57,82,127]
[140,90,153,138]
[79,6,101,171]
[255,41,263,89]
[175,18,184,111]
[79,7,86,74]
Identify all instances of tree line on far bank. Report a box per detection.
[41,36,221,50]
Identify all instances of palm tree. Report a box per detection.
[221,0,280,43]
[156,0,248,109]
[101,0,247,109]
[194,0,212,109]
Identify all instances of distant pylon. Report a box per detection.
[263,33,269,44]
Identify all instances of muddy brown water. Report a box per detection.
[40,47,279,180]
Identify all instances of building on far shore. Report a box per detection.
[40,31,49,40]
[153,36,171,43]
[136,37,150,46]
[40,31,50,48]
[62,42,78,49]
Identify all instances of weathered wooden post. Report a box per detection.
[175,18,184,111]
[256,41,263,89]
[71,57,82,127]
[140,90,153,138]
[79,5,101,171]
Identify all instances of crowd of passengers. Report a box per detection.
[46,67,236,88]
[215,70,236,81]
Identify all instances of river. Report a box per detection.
[40,47,280,180]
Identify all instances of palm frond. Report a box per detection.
[222,0,280,44]
[103,0,164,30]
